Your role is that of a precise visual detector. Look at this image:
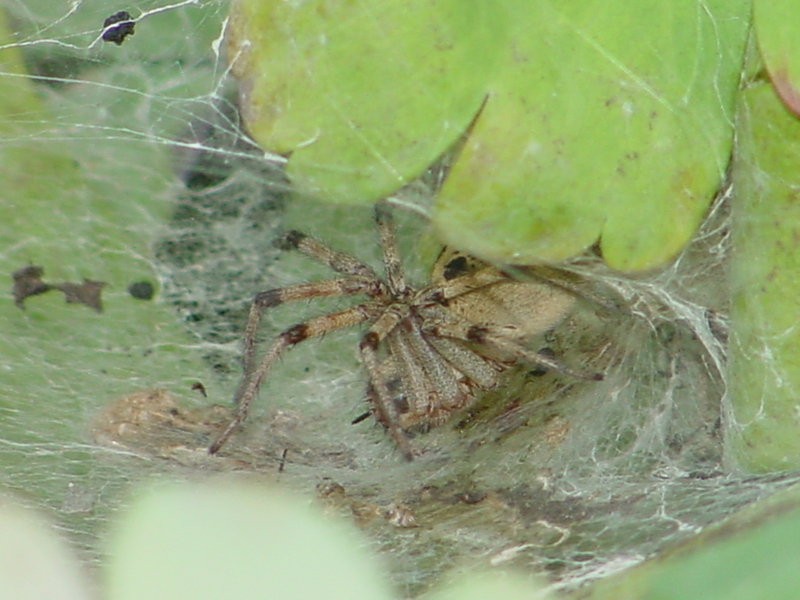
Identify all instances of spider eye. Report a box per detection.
[442,256,469,280]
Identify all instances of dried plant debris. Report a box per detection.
[12,265,51,308]
[12,265,107,312]
[317,479,418,529]
[54,280,107,311]
[92,388,231,455]
[102,11,136,46]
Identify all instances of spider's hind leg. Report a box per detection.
[424,318,603,382]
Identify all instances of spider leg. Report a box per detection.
[374,202,407,295]
[239,277,387,376]
[424,335,499,390]
[277,230,380,280]
[423,266,509,302]
[358,305,416,460]
[420,307,602,381]
[388,318,464,416]
[209,303,377,455]
[474,327,601,380]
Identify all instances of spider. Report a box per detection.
[208,202,602,460]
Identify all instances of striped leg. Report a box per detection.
[358,305,415,460]
[209,304,377,454]
[239,277,386,377]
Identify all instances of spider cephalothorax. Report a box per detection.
[209,202,601,460]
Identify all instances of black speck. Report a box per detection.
[102,11,135,46]
[351,411,372,425]
[128,280,155,300]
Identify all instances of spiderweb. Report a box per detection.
[1,0,799,597]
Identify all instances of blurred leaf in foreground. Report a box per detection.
[106,480,394,600]
[0,493,91,600]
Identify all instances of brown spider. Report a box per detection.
[208,202,602,460]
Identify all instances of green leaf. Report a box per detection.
[230,0,749,270]
[435,0,749,269]
[727,39,800,472]
[578,485,800,600]
[228,0,506,203]
[425,572,550,600]
[754,0,800,116]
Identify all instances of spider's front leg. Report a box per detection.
[208,288,377,455]
[238,278,383,376]
[358,306,417,461]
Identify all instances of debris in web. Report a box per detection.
[12,265,51,308]
[12,265,107,312]
[101,11,136,46]
[54,280,107,312]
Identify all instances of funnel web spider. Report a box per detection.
[209,202,601,460]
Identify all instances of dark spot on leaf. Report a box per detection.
[128,280,154,300]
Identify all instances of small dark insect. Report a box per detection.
[209,202,601,460]
[102,11,136,46]
[191,382,208,397]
